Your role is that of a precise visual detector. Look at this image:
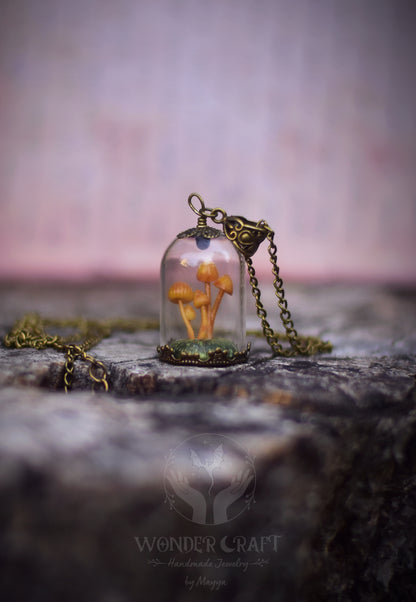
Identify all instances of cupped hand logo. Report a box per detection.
[165,468,207,524]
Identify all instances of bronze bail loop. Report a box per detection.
[187,193,209,228]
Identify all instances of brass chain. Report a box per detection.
[3,314,158,393]
[245,230,332,357]
[188,193,332,357]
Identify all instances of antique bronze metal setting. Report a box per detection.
[157,343,250,367]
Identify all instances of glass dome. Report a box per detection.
[158,226,249,366]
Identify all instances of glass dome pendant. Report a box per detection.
[158,194,249,366]
[158,193,333,367]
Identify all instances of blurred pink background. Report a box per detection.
[0,0,415,283]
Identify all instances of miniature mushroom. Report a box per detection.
[196,262,219,307]
[184,304,196,322]
[210,274,233,330]
[168,281,195,339]
[193,289,211,339]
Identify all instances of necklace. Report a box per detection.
[3,193,332,391]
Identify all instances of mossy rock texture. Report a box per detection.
[171,338,239,360]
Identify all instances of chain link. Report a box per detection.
[64,349,75,392]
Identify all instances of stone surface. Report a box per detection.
[0,281,415,601]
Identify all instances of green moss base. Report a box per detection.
[158,339,250,367]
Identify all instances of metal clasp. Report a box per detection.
[223,215,271,258]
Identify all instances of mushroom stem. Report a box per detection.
[210,289,225,331]
[197,305,210,339]
[178,300,195,339]
[205,282,212,333]
[205,282,211,306]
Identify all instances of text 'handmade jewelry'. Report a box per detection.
[157,193,332,367]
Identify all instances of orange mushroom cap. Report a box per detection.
[193,289,210,308]
[196,262,219,283]
[213,274,233,295]
[168,282,194,304]
[184,305,196,321]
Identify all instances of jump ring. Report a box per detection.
[209,208,227,223]
[188,193,206,216]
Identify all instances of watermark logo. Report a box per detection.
[164,433,256,525]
